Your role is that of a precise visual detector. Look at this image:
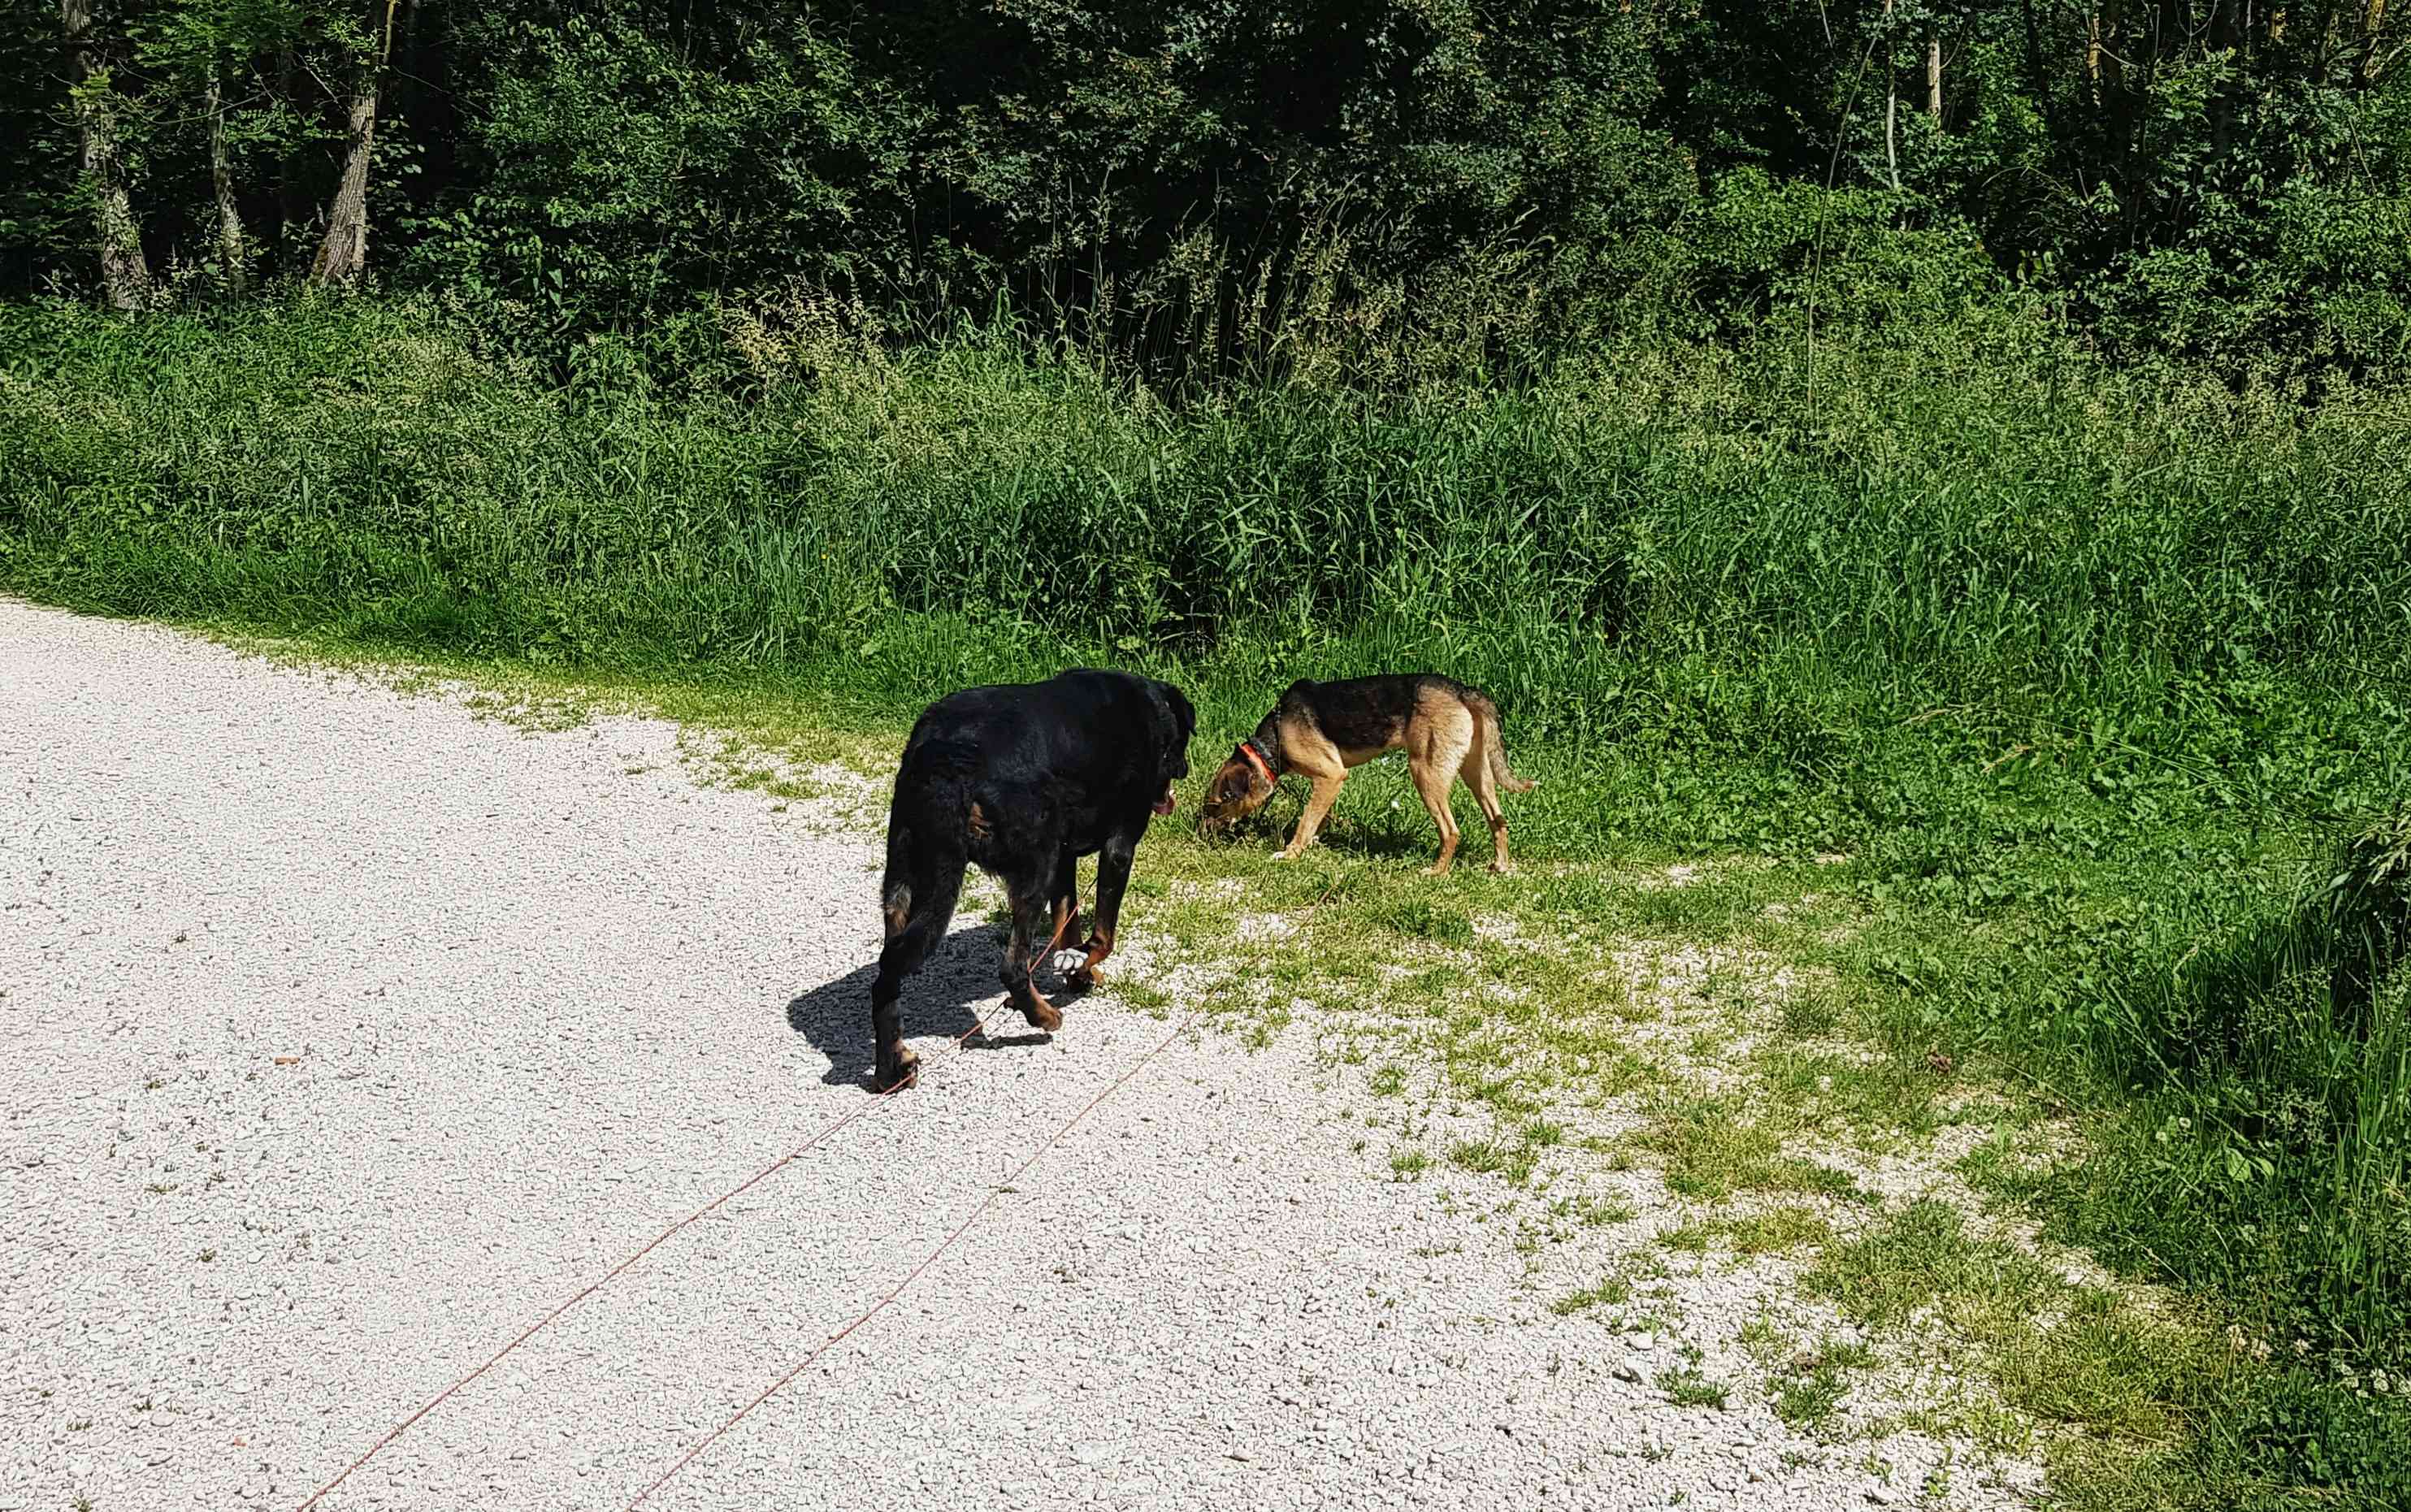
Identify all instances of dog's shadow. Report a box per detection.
[785,925,1058,1091]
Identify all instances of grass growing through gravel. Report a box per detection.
[8,294,2411,1508]
[101,636,2407,1506]
[1659,1207,1833,1258]
[1751,1328,1882,1440]
[38,625,2411,1509]
[1655,1363,1732,1411]
[1800,1201,2277,1501]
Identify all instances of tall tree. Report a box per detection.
[60,0,150,307]
[311,0,394,285]
[1882,0,1902,190]
[204,68,245,288]
[2365,0,2402,86]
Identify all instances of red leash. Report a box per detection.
[293,1012,992,1512]
[622,1007,1203,1509]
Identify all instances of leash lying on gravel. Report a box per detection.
[292,1013,996,1512]
[622,1005,1207,1510]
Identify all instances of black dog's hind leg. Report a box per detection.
[1068,835,1134,993]
[870,859,963,1090]
[1046,845,1082,967]
[1000,872,1066,1033]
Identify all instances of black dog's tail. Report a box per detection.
[878,736,979,977]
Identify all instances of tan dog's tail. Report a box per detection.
[1468,692,1536,793]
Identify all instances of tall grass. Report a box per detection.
[2098,818,2411,1336]
[2048,814,2411,1498]
[4,290,2410,1498]
[5,294,2406,763]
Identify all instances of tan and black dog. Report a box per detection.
[1199,674,1533,874]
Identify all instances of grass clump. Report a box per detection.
[1550,1274,1635,1317]
[1659,1206,1834,1258]
[1769,1337,1880,1437]
[1635,1096,1870,1204]
[1550,1250,1669,1317]
[1805,1200,2063,1332]
[1447,1137,1540,1185]
[1656,1364,1732,1410]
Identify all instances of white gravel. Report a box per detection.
[1,599,2034,1511]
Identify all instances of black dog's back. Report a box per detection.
[903,671,1177,833]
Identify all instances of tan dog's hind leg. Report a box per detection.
[1411,759,1461,875]
[1463,717,1511,873]
[1413,705,1475,875]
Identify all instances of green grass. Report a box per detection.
[1550,1274,1635,1316]
[1656,1363,1732,1410]
[1659,1206,1834,1257]
[6,292,2410,1508]
[1762,1333,1880,1438]
[1635,1097,1873,1204]
[1805,1199,2411,1507]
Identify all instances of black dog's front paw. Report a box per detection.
[1065,930,1113,993]
[874,1046,921,1092]
[1010,982,1064,1032]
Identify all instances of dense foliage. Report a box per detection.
[8,1,2411,379]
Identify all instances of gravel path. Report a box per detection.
[1,599,2029,1512]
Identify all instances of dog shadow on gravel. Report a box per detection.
[786,924,1056,1091]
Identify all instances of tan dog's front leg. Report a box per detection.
[1276,773,1345,860]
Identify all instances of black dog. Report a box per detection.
[869,669,1195,1090]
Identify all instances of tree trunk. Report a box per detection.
[310,3,397,287]
[2086,11,2105,106]
[1884,0,1903,190]
[2020,0,2058,139]
[1927,34,1943,121]
[206,73,247,292]
[60,0,150,309]
[310,82,377,284]
[2101,2,2127,96]
[276,46,306,249]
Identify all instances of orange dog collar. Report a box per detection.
[1236,741,1277,786]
